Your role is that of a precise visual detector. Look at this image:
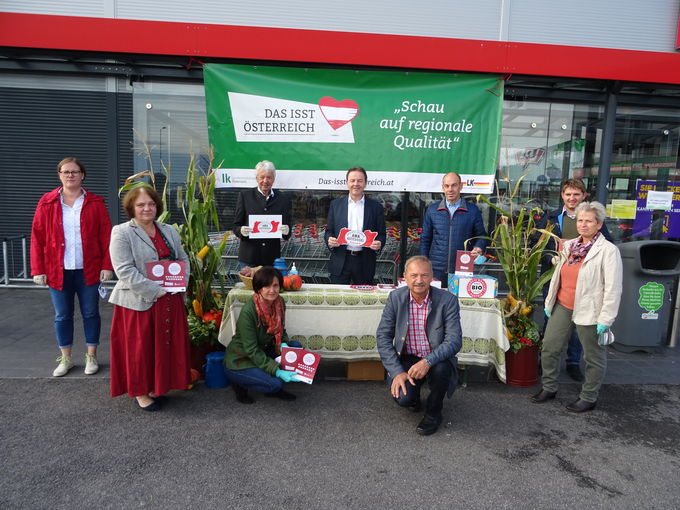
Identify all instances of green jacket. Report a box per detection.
[224,297,290,375]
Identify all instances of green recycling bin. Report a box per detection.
[613,241,680,352]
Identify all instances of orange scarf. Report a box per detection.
[253,293,285,353]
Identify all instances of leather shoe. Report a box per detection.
[566,399,596,413]
[566,365,585,382]
[416,414,442,436]
[530,389,557,403]
[233,383,254,404]
[138,401,160,412]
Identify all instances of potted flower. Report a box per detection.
[476,176,558,386]
[120,145,227,372]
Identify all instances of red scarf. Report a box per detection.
[253,293,285,353]
[568,232,600,265]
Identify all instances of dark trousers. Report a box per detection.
[225,341,302,394]
[390,354,453,418]
[331,250,374,285]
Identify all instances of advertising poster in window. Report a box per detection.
[204,64,503,193]
[632,180,680,237]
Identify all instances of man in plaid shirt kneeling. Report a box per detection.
[376,256,462,436]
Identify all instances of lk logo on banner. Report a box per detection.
[204,64,503,193]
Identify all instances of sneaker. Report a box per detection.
[53,355,75,377]
[84,354,99,375]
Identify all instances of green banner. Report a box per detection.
[204,64,503,193]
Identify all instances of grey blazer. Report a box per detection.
[109,219,189,311]
[376,285,462,396]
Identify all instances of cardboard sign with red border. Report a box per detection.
[280,347,321,384]
[145,260,187,292]
[336,228,378,247]
[248,214,282,239]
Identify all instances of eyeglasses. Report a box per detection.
[59,171,82,176]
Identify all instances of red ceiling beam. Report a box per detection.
[1,12,679,84]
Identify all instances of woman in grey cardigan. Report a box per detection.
[108,185,191,411]
[531,201,622,413]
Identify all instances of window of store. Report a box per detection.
[600,105,680,242]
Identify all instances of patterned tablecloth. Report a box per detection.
[219,283,510,382]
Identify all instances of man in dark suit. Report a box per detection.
[233,160,292,268]
[324,167,386,285]
[376,256,462,436]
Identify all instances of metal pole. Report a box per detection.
[399,191,409,278]
[21,236,27,279]
[596,82,619,204]
[2,240,8,285]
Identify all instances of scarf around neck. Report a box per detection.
[253,292,285,352]
[568,232,600,265]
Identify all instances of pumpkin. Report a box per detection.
[283,275,292,290]
[289,274,303,290]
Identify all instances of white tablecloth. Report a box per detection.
[219,283,510,382]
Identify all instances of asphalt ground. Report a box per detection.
[1,288,680,509]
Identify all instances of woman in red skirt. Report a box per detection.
[108,185,191,411]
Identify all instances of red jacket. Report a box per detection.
[31,187,113,290]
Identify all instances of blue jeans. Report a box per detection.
[225,341,302,394]
[48,269,101,349]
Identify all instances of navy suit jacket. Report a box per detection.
[324,195,386,281]
[376,285,462,397]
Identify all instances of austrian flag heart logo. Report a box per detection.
[318,97,359,131]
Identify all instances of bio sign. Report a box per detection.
[204,64,503,193]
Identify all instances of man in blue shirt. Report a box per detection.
[419,172,487,286]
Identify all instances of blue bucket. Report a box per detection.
[204,351,229,389]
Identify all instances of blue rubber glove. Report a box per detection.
[280,343,289,350]
[544,308,551,318]
[596,323,609,335]
[474,254,487,265]
[276,368,300,383]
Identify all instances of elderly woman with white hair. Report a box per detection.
[233,160,292,268]
[531,201,622,413]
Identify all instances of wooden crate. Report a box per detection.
[346,360,385,381]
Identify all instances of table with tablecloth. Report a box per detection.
[218,283,510,382]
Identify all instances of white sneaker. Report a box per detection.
[84,354,99,375]
[53,355,75,377]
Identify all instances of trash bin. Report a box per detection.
[613,241,680,352]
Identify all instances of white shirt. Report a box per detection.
[347,195,365,252]
[60,190,85,270]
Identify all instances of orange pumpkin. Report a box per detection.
[190,368,201,383]
[289,274,303,290]
[282,275,292,290]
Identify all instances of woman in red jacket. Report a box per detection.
[31,157,113,377]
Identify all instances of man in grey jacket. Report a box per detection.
[376,255,462,435]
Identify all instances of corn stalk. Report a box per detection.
[176,154,228,339]
[475,173,560,320]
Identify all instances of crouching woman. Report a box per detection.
[224,266,302,404]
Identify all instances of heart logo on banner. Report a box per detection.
[318,97,359,130]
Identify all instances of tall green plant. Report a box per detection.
[475,174,560,351]
[176,154,227,335]
[119,140,227,346]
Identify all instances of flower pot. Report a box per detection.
[505,344,539,387]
